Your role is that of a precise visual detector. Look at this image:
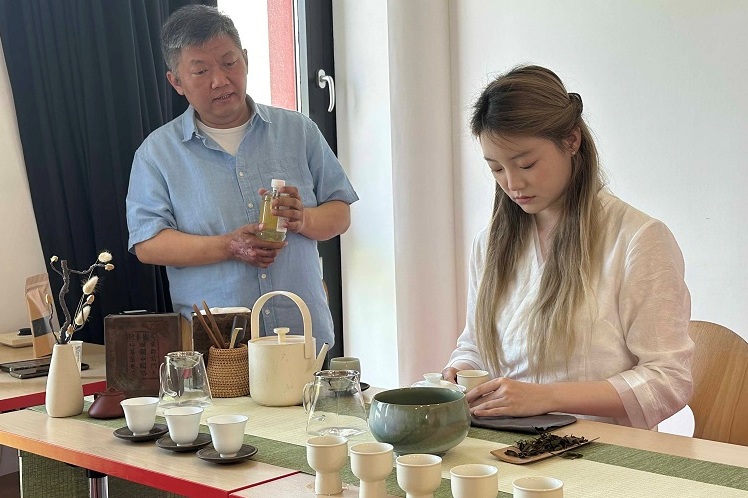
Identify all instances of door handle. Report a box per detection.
[316,69,335,112]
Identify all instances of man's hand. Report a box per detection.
[228,223,286,268]
[259,185,306,234]
[258,186,351,241]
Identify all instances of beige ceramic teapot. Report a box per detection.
[248,291,329,406]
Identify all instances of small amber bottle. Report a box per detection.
[258,179,287,241]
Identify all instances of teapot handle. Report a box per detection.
[302,381,315,414]
[159,362,177,398]
[250,291,314,359]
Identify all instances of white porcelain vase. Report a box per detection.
[45,343,84,417]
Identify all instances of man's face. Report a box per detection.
[167,35,249,129]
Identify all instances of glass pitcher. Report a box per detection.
[303,369,369,437]
[159,351,212,409]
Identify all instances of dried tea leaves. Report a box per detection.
[504,433,589,459]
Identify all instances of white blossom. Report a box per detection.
[97,251,113,263]
[82,276,98,295]
[74,305,91,326]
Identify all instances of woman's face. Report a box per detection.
[480,133,579,225]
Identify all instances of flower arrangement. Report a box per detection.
[46,251,115,344]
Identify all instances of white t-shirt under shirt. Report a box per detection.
[447,190,693,429]
[196,119,249,156]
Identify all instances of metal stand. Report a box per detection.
[86,469,108,498]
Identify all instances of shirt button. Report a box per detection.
[239,172,245,177]
[264,309,270,315]
[261,273,267,279]
[248,203,253,209]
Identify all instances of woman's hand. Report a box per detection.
[441,362,476,383]
[466,377,551,417]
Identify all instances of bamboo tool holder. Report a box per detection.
[206,344,249,397]
[192,304,222,349]
[202,301,227,349]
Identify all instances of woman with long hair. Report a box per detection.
[443,65,692,429]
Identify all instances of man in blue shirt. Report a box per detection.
[126,5,358,351]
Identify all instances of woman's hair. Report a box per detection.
[161,5,243,75]
[470,65,603,379]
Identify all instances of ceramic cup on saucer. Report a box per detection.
[306,435,348,495]
[120,397,159,436]
[350,442,394,498]
[513,476,564,497]
[396,453,442,498]
[164,406,203,446]
[450,464,499,498]
[329,356,361,376]
[456,369,490,392]
[206,414,248,458]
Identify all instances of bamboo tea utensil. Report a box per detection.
[229,328,241,349]
[202,301,227,349]
[230,315,247,348]
[192,304,223,349]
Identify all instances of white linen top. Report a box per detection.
[447,190,693,429]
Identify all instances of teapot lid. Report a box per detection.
[251,327,305,346]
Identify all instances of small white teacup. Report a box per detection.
[329,356,361,376]
[450,464,499,498]
[456,369,490,391]
[164,406,203,446]
[396,453,442,498]
[206,414,248,458]
[513,476,564,497]
[350,442,394,498]
[306,435,349,495]
[120,397,159,436]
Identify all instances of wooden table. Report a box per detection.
[0,342,107,411]
[227,419,748,497]
[2,390,748,497]
[0,409,298,497]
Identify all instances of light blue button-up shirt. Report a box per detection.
[126,97,358,349]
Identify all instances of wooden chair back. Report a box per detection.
[687,320,748,446]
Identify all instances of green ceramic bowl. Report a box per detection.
[368,387,470,455]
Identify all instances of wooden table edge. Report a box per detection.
[0,429,273,498]
[0,380,106,412]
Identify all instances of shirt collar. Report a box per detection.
[180,95,272,142]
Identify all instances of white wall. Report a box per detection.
[334,1,460,388]
[332,2,399,389]
[0,39,46,332]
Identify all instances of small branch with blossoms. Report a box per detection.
[46,251,115,344]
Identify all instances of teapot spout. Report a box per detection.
[314,342,330,373]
